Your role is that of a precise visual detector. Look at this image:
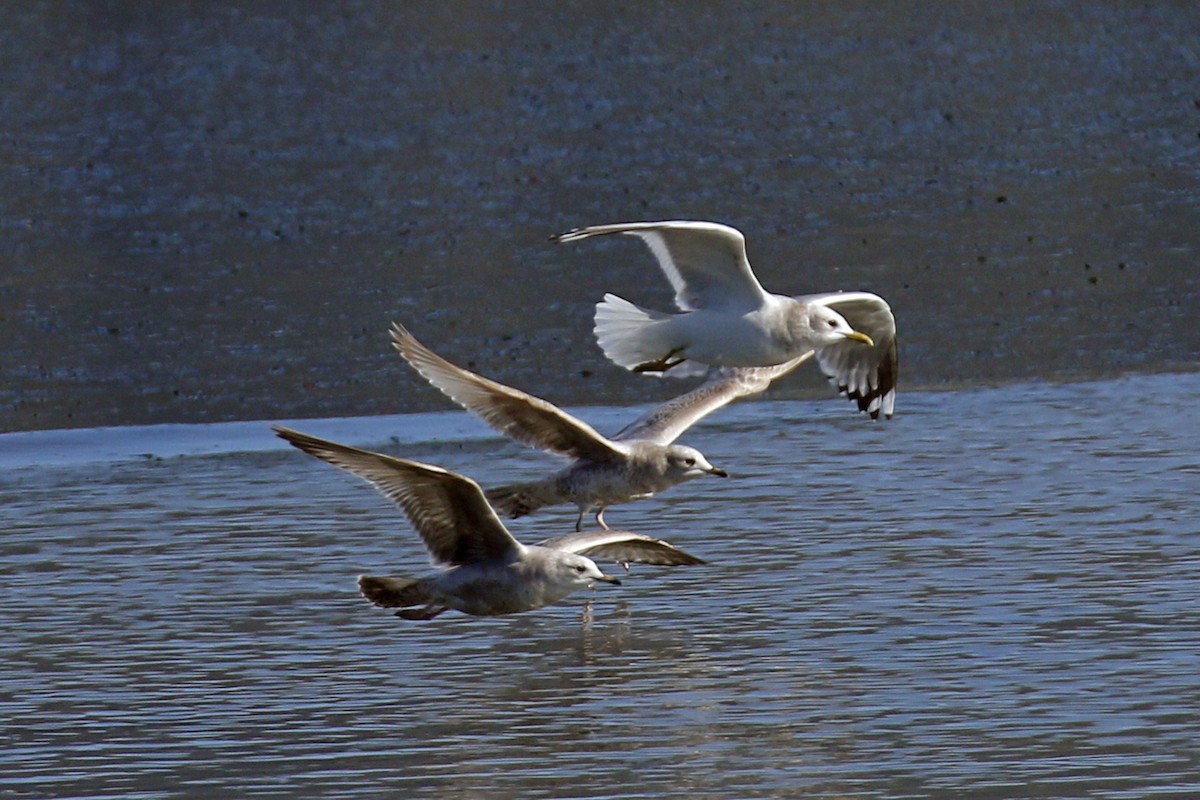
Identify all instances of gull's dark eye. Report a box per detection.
[685,458,695,467]
[574,564,586,573]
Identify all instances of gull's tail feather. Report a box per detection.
[594,293,703,378]
[486,481,561,519]
[358,575,433,609]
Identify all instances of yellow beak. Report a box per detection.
[843,330,875,347]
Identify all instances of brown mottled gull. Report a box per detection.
[273,426,704,620]
[390,323,808,531]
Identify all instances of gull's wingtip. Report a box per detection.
[388,320,414,349]
[272,423,301,440]
[551,226,587,244]
[558,529,710,567]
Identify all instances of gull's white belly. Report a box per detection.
[673,302,797,366]
[435,560,575,616]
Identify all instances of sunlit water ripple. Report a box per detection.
[2,373,1198,799]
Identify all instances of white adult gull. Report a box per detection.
[390,322,809,531]
[273,426,704,620]
[554,220,899,419]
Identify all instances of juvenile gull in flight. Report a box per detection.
[390,322,807,530]
[273,426,704,620]
[554,220,899,419]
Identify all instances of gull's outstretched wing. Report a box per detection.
[800,291,898,419]
[612,353,814,444]
[391,322,628,463]
[538,529,707,567]
[273,426,522,566]
[555,220,769,313]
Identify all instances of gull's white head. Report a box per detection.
[557,552,621,589]
[665,445,728,480]
[802,305,876,349]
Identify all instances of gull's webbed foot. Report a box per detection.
[395,605,447,620]
[633,347,686,374]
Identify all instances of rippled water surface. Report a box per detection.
[3,373,1198,799]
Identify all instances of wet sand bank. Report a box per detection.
[3,3,1196,432]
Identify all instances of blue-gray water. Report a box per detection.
[2,372,1197,798]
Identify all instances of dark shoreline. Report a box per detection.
[3,3,1197,432]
